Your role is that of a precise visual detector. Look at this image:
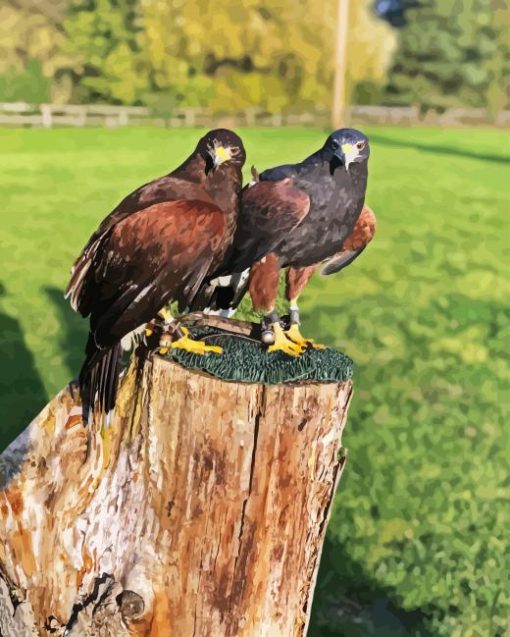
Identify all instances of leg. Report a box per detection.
[167,325,223,355]
[144,305,173,338]
[285,266,325,349]
[249,254,304,356]
[155,305,223,356]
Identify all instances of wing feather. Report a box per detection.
[79,199,225,346]
[65,174,213,308]
[320,205,376,276]
[222,178,310,274]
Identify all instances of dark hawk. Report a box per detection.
[194,128,374,354]
[66,129,246,418]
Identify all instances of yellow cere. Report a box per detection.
[215,146,231,163]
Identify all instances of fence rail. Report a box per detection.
[0,102,508,128]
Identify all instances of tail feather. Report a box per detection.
[79,333,122,422]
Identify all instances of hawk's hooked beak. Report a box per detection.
[334,143,357,172]
[213,145,232,168]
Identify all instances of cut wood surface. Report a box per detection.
[0,352,352,636]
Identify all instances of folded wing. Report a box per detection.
[66,175,212,310]
[321,205,376,276]
[83,199,225,340]
[223,177,311,275]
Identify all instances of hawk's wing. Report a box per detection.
[66,175,211,310]
[78,198,226,415]
[222,178,310,275]
[320,247,367,276]
[321,205,376,276]
[73,199,225,344]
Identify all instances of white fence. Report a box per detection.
[0,102,508,128]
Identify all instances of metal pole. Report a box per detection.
[332,0,351,129]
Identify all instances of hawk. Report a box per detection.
[194,128,373,355]
[66,129,245,417]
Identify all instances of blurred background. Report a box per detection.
[1,1,509,636]
[0,0,509,125]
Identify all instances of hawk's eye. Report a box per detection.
[230,146,241,156]
[332,139,340,148]
[356,141,366,150]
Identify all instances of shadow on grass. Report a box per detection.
[370,134,510,165]
[43,286,88,382]
[309,536,436,637]
[0,282,48,452]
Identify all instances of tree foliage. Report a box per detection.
[0,1,68,102]
[0,0,395,110]
[1,0,507,114]
[62,0,151,104]
[140,0,395,112]
[387,0,510,113]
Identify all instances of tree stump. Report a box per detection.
[0,328,353,637]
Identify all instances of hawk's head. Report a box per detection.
[325,128,370,172]
[197,129,246,173]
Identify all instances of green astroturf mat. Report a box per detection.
[161,326,353,385]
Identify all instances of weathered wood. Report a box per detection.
[0,353,352,636]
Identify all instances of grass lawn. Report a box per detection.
[1,125,509,636]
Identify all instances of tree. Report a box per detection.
[386,0,510,113]
[484,0,510,118]
[0,0,396,109]
[62,0,152,104]
[0,1,69,102]
[139,0,396,113]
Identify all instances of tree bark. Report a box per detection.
[0,353,352,636]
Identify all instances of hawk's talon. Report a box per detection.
[170,331,223,356]
[156,325,222,356]
[267,324,305,357]
[158,307,173,323]
[286,324,326,350]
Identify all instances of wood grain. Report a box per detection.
[0,354,352,636]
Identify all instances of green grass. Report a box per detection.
[1,126,509,636]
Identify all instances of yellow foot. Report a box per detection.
[145,319,158,338]
[285,324,326,350]
[267,324,305,357]
[167,327,223,356]
[158,306,173,322]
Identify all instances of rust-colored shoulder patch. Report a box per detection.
[342,205,377,252]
